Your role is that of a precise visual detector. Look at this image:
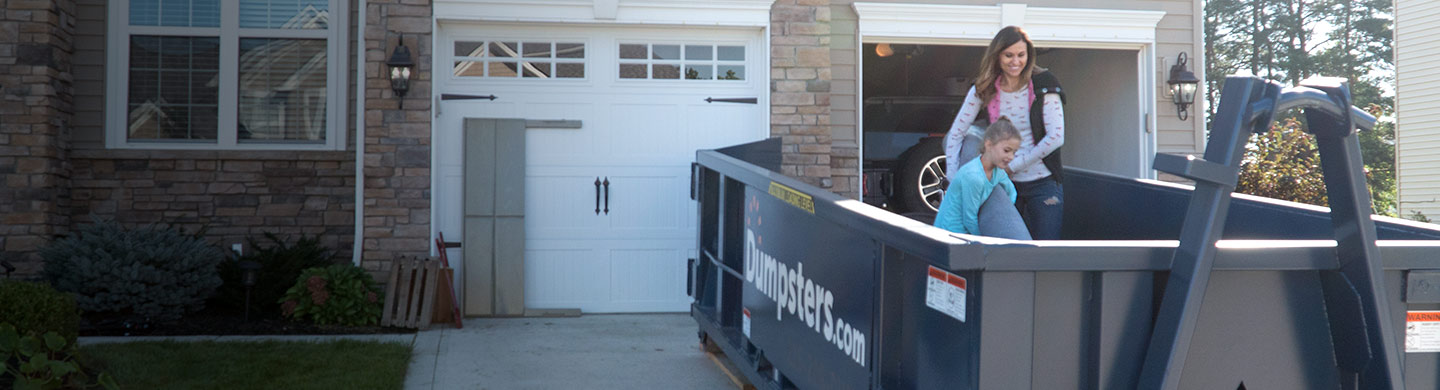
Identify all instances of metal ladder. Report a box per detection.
[1140,76,1399,390]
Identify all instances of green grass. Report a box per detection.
[80,340,412,390]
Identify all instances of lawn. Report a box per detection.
[81,340,412,390]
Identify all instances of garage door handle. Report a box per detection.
[594,177,602,215]
[705,97,757,104]
[603,177,610,215]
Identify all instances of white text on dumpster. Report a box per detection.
[744,229,866,367]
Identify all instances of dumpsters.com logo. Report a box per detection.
[743,194,866,367]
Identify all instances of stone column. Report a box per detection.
[362,0,434,273]
[770,0,833,189]
[0,0,75,276]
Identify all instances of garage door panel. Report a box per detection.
[525,170,609,234]
[610,248,687,303]
[606,173,683,231]
[522,101,602,166]
[525,247,610,309]
[688,104,763,151]
[610,103,686,160]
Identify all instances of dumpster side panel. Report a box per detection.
[741,185,875,389]
[1179,271,1340,389]
[979,271,1036,389]
[1032,272,1093,389]
[877,248,981,389]
[1396,270,1440,388]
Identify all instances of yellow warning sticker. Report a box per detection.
[768,182,815,214]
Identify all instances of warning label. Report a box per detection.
[924,266,967,322]
[1407,311,1440,353]
[743,308,752,338]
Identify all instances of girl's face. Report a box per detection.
[998,41,1028,80]
[983,138,1020,169]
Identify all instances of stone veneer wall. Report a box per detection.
[66,151,356,261]
[770,0,834,190]
[0,0,76,276]
[361,0,433,273]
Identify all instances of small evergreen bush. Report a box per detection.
[0,281,79,344]
[212,233,336,318]
[280,265,382,326]
[41,217,223,324]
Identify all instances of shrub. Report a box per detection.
[280,265,383,326]
[211,233,336,318]
[41,217,223,324]
[0,281,79,344]
[0,323,118,390]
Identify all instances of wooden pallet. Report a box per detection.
[381,256,441,329]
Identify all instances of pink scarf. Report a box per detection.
[987,78,1036,124]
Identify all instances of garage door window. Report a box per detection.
[453,41,586,79]
[618,43,745,81]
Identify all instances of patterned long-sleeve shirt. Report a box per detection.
[944,85,1065,182]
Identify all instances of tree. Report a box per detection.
[1205,0,1397,216]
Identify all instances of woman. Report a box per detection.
[944,25,1066,240]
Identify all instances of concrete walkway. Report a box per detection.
[405,313,737,390]
[79,313,736,390]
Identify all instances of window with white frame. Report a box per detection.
[618,43,746,81]
[107,0,345,149]
[452,41,586,79]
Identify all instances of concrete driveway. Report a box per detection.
[404,313,739,390]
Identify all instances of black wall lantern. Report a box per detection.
[387,34,414,108]
[1168,52,1201,121]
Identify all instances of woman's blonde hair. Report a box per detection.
[974,26,1036,104]
[984,117,1022,146]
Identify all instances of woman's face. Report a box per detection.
[997,41,1028,80]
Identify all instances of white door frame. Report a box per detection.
[852,2,1166,179]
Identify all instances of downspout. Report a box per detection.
[353,0,366,266]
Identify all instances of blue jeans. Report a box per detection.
[1013,179,1063,240]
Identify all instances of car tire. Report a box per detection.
[896,137,947,213]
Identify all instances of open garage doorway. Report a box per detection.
[859,43,1147,214]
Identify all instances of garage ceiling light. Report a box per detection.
[876,43,894,57]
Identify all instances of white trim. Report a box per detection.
[433,0,773,27]
[852,2,1166,45]
[354,1,368,267]
[103,0,348,151]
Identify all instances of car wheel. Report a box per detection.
[896,138,946,213]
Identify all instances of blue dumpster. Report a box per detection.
[689,76,1440,389]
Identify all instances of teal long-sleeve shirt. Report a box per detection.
[933,157,1017,235]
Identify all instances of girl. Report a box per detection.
[944,25,1066,239]
[933,117,1022,236]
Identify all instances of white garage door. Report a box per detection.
[436,23,768,313]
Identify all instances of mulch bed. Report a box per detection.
[78,308,417,337]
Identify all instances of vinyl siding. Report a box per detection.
[1398,0,1440,218]
[829,0,1205,171]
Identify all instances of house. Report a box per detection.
[1396,0,1440,220]
[0,0,1203,316]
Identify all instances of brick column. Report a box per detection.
[362,1,433,273]
[771,0,833,189]
[0,0,75,275]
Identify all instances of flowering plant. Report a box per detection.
[279,265,382,326]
